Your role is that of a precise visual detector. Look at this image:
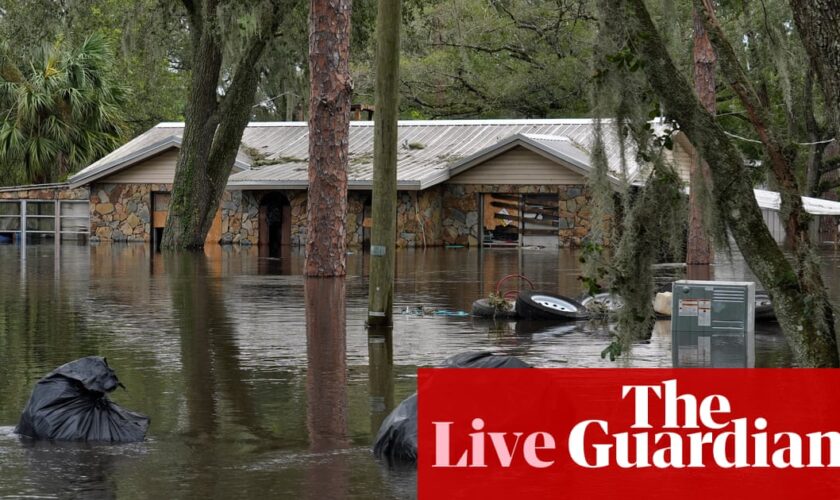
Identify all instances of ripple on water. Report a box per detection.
[0,244,801,498]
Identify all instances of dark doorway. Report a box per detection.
[259,192,292,257]
[362,195,372,248]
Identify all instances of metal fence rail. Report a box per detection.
[0,200,89,240]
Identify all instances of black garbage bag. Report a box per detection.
[373,392,419,466]
[15,357,150,442]
[440,351,532,369]
[373,351,530,466]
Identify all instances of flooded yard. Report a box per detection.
[0,243,820,498]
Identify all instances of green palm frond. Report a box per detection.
[0,32,128,184]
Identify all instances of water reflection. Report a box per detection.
[0,243,808,498]
[17,441,122,499]
[304,277,349,499]
[166,252,263,439]
[368,326,395,435]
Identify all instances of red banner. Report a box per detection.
[418,369,840,499]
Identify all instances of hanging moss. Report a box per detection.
[587,0,692,357]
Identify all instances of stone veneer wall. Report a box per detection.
[441,184,593,247]
[81,183,593,247]
[0,185,89,201]
[346,192,367,247]
[90,185,261,244]
[219,190,259,244]
[396,187,443,247]
[557,185,594,247]
[89,183,161,242]
[288,191,309,246]
[277,189,444,248]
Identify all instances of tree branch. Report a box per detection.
[209,2,281,177]
[695,0,807,246]
[820,157,840,176]
[428,41,545,69]
[618,0,838,366]
[818,175,840,194]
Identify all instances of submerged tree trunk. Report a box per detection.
[161,19,223,250]
[161,1,278,250]
[305,0,352,276]
[790,0,840,142]
[367,0,402,326]
[686,7,715,268]
[621,0,839,366]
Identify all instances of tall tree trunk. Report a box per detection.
[686,7,715,270]
[162,0,278,250]
[367,0,402,326]
[789,0,840,143]
[162,20,224,250]
[306,0,352,276]
[620,0,839,367]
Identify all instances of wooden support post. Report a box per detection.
[367,0,402,327]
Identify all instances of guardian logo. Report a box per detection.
[419,369,840,499]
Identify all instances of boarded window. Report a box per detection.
[481,193,560,247]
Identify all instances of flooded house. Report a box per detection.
[0,119,837,248]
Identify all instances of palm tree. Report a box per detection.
[0,33,128,185]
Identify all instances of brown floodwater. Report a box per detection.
[0,242,828,498]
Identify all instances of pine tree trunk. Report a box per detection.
[623,0,839,367]
[306,0,353,276]
[686,8,714,268]
[790,0,840,141]
[367,0,402,326]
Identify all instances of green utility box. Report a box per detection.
[671,280,755,368]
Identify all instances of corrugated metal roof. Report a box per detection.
[68,127,252,187]
[754,188,840,215]
[227,119,622,189]
[69,119,649,190]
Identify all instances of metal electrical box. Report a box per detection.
[671,280,755,368]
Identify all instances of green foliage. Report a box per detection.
[486,292,512,311]
[354,0,595,118]
[0,0,189,135]
[0,34,128,185]
[588,5,690,351]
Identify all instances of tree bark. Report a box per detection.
[686,7,715,268]
[161,2,223,250]
[621,0,839,367]
[162,0,279,250]
[367,0,401,326]
[790,0,840,143]
[695,0,810,251]
[803,69,830,197]
[306,0,352,276]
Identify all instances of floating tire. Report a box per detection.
[471,298,517,319]
[578,292,625,313]
[515,291,589,321]
[755,291,776,322]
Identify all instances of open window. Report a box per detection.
[481,193,559,248]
